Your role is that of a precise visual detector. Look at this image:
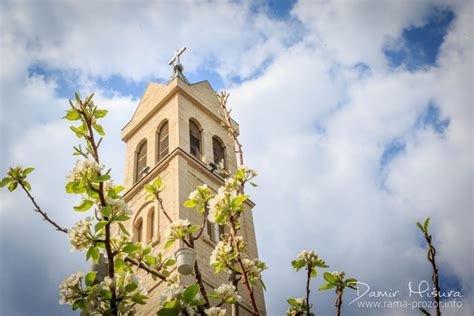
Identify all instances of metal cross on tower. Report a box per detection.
[169,46,186,73]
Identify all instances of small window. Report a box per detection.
[134,218,143,243]
[189,120,201,158]
[157,122,169,162]
[212,136,226,169]
[135,141,147,183]
[147,208,154,243]
[207,219,224,242]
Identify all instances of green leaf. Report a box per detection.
[164,239,176,249]
[311,268,317,278]
[157,307,179,316]
[118,223,130,236]
[125,283,138,293]
[65,181,76,193]
[94,109,108,118]
[424,217,430,231]
[101,206,111,217]
[116,214,130,221]
[0,177,11,187]
[416,221,424,232]
[74,92,81,104]
[145,185,154,193]
[94,221,108,232]
[122,243,139,254]
[96,174,111,182]
[24,168,34,175]
[153,177,162,187]
[145,255,156,266]
[103,290,113,301]
[23,181,32,191]
[64,109,81,121]
[233,195,249,206]
[236,169,245,179]
[319,283,335,291]
[291,259,305,271]
[74,200,94,212]
[114,258,125,271]
[192,299,206,306]
[70,126,84,138]
[114,186,125,194]
[184,200,198,208]
[186,225,200,235]
[315,261,329,268]
[182,284,199,303]
[86,246,100,264]
[207,293,219,299]
[131,293,147,305]
[72,299,86,311]
[323,272,336,284]
[259,278,267,291]
[85,93,95,105]
[287,298,298,307]
[346,278,358,289]
[85,271,97,286]
[215,210,226,224]
[8,181,18,192]
[93,124,105,136]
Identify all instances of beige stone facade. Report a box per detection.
[121,76,266,315]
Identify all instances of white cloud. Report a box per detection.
[0,0,291,82]
[0,0,472,315]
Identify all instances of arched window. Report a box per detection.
[133,218,143,243]
[212,136,226,169]
[146,208,155,243]
[157,122,169,162]
[189,120,201,158]
[135,140,147,183]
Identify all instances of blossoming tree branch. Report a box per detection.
[1,92,359,316]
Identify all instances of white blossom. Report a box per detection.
[207,186,238,224]
[166,271,181,288]
[296,250,320,266]
[59,272,84,305]
[237,165,258,177]
[214,283,242,302]
[165,218,191,240]
[67,159,104,182]
[210,240,233,272]
[107,197,133,215]
[332,271,345,281]
[68,217,93,252]
[205,307,227,316]
[242,258,266,280]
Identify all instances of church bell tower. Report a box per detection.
[121,48,266,315]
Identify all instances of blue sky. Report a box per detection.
[0,0,472,315]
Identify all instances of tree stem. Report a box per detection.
[306,268,311,315]
[335,288,342,316]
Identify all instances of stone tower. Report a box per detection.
[121,52,266,315]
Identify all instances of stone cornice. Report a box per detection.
[123,147,255,208]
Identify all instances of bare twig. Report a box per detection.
[217,91,260,316]
[17,181,68,233]
[189,238,210,309]
[306,268,311,315]
[423,230,441,315]
[156,195,173,224]
[124,257,167,281]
